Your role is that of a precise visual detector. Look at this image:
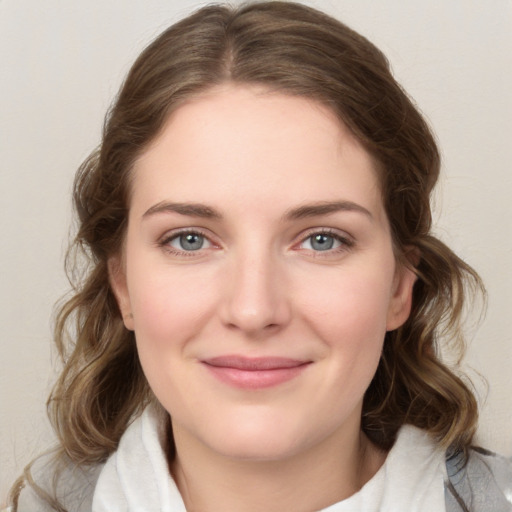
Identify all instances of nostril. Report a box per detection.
[225,321,278,331]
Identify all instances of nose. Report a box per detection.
[219,248,292,337]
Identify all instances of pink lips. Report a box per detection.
[202,356,311,389]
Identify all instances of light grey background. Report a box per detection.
[1,0,511,502]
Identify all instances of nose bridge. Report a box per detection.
[221,237,290,334]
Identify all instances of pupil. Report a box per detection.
[312,234,333,251]
[181,233,203,251]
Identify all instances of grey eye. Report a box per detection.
[311,234,334,251]
[170,233,210,251]
[302,233,342,251]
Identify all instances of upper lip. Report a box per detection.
[202,356,311,371]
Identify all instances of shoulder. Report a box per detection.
[15,451,103,512]
[445,446,512,512]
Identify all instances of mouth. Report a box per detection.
[201,356,311,389]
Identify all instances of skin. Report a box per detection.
[110,84,416,511]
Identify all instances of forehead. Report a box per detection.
[131,85,385,222]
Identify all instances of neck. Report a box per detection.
[169,421,386,512]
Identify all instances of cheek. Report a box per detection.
[129,270,213,345]
[298,260,395,382]
[126,270,211,407]
[301,264,394,341]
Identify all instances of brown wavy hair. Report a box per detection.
[10,1,483,509]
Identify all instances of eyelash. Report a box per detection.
[295,228,354,258]
[158,228,354,257]
[159,228,214,257]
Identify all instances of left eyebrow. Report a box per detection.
[142,201,222,220]
[283,200,373,221]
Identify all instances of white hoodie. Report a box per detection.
[92,405,447,511]
[15,405,512,511]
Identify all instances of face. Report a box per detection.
[110,85,415,462]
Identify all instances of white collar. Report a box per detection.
[92,406,446,512]
[92,405,186,511]
[321,425,447,511]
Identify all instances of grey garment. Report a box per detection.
[445,448,512,512]
[15,447,512,511]
[15,453,103,512]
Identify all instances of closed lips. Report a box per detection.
[201,356,312,389]
[202,356,311,370]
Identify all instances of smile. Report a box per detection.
[201,356,311,389]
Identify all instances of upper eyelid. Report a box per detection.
[157,226,354,248]
[159,227,217,247]
[295,227,353,243]
[292,229,355,254]
[160,227,212,239]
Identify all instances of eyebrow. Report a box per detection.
[142,201,222,219]
[283,200,373,221]
[142,200,372,221]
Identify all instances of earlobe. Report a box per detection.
[108,256,134,331]
[386,263,417,332]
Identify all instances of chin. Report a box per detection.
[209,432,304,462]
[194,411,323,462]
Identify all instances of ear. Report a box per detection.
[108,256,134,331]
[386,257,418,332]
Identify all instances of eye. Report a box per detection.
[167,231,212,252]
[298,230,353,253]
[303,233,339,251]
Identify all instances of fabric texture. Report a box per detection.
[445,446,512,511]
[15,454,102,512]
[319,424,447,511]
[92,406,185,512]
[90,406,444,511]
[15,405,512,511]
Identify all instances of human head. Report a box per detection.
[51,1,478,464]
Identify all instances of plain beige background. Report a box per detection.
[1,0,511,502]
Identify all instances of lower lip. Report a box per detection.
[203,363,309,389]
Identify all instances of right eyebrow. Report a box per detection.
[283,200,373,221]
[142,201,223,220]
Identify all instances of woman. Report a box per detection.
[8,2,511,511]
